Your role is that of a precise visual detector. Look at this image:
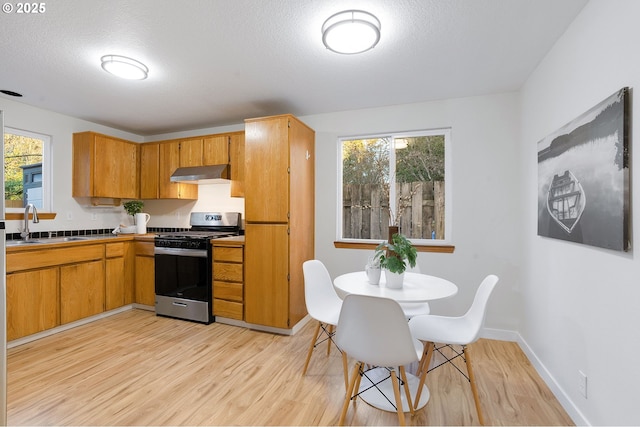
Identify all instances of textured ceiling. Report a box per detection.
[0,0,587,136]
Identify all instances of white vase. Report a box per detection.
[385,270,405,289]
[365,264,381,285]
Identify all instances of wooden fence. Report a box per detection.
[342,182,444,240]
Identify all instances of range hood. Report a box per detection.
[170,164,230,184]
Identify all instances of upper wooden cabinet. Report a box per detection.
[203,135,229,165]
[179,138,204,167]
[158,141,198,199]
[244,116,307,222]
[230,132,245,198]
[178,135,229,168]
[72,132,139,199]
[139,143,160,199]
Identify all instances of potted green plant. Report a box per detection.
[374,232,417,288]
[123,200,144,224]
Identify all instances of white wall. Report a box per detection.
[520,1,640,425]
[300,92,523,333]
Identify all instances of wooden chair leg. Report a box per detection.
[302,321,322,376]
[353,363,364,401]
[464,345,485,426]
[399,366,415,416]
[341,351,349,391]
[390,369,406,426]
[413,341,434,408]
[339,361,362,426]
[416,341,428,375]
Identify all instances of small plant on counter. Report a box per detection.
[374,232,417,274]
[123,200,144,223]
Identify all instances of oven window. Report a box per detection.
[155,253,208,301]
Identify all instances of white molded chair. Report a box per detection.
[335,294,422,426]
[408,274,499,425]
[301,260,348,390]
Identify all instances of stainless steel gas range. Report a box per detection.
[154,212,242,324]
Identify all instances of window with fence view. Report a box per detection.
[4,128,48,210]
[340,129,449,242]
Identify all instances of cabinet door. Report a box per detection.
[94,135,139,199]
[244,117,290,222]
[159,141,198,199]
[287,118,315,326]
[60,260,105,324]
[203,135,229,165]
[135,242,155,306]
[6,268,59,341]
[230,133,245,198]
[244,223,289,328]
[105,257,125,310]
[140,143,159,199]
[179,138,204,167]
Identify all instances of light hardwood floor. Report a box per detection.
[7,309,574,426]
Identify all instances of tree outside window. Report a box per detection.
[4,130,46,209]
[340,129,449,242]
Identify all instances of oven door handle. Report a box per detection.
[154,247,208,258]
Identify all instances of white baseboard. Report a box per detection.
[516,334,590,426]
[478,327,589,425]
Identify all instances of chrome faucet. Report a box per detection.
[21,203,40,241]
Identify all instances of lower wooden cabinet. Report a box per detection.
[60,259,105,324]
[6,268,59,341]
[212,242,244,320]
[6,238,147,341]
[134,241,156,306]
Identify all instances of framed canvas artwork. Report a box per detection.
[537,87,630,251]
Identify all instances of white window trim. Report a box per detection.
[4,126,52,213]
[336,128,453,245]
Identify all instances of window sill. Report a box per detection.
[6,212,57,221]
[334,241,455,253]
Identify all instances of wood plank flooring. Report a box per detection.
[7,309,574,426]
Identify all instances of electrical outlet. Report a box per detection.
[578,370,587,398]
[66,211,73,220]
[91,212,98,221]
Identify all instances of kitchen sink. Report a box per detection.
[63,236,89,241]
[7,240,44,245]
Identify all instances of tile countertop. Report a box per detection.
[5,233,157,251]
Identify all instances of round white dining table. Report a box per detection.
[333,271,458,303]
[333,270,458,413]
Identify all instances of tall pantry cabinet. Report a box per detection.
[244,114,315,329]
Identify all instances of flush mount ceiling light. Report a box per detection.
[100,55,148,80]
[322,10,381,55]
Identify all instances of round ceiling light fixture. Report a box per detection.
[101,55,149,80]
[322,10,381,55]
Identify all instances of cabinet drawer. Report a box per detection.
[213,246,243,263]
[105,242,125,258]
[213,298,243,320]
[135,241,155,257]
[7,244,104,273]
[213,281,243,302]
[213,263,243,282]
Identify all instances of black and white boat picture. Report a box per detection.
[546,170,586,234]
[537,87,629,251]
